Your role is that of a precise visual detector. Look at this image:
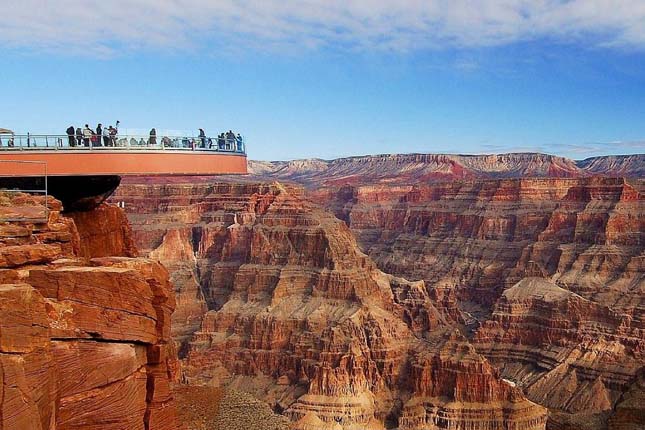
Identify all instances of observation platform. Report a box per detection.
[0,133,247,211]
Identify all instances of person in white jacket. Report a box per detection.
[82,124,93,147]
[102,126,110,146]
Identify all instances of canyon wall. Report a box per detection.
[0,193,178,430]
[314,177,643,307]
[113,171,643,429]
[310,176,644,428]
[113,180,547,430]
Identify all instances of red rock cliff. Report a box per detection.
[314,177,642,307]
[113,180,547,430]
[0,193,178,430]
[309,176,644,429]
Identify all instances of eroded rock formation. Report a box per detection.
[0,193,178,430]
[114,180,547,430]
[314,177,643,307]
[305,176,644,428]
[475,278,643,427]
[113,171,643,429]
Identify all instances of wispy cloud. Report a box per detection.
[3,1,645,56]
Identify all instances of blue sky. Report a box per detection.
[1,1,645,161]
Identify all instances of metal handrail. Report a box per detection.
[0,133,246,154]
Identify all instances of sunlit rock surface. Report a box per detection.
[309,176,643,428]
[0,193,178,430]
[114,180,547,430]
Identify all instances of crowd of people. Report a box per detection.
[0,124,244,151]
[198,129,244,150]
[62,123,243,150]
[155,128,244,150]
[66,121,120,147]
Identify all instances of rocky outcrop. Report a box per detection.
[308,176,643,428]
[113,172,643,429]
[0,193,178,430]
[68,202,138,258]
[113,180,547,430]
[316,177,643,307]
[474,278,643,427]
[608,368,645,430]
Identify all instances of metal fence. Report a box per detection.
[0,160,48,223]
[0,133,246,154]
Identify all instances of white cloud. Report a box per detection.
[2,1,645,55]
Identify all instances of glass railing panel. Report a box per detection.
[0,134,247,154]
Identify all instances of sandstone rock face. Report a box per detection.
[302,176,644,428]
[0,193,178,430]
[113,181,547,430]
[608,368,645,430]
[475,278,643,427]
[317,177,643,306]
[68,202,138,258]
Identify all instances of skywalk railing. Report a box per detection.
[0,133,246,154]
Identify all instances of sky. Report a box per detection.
[1,0,645,161]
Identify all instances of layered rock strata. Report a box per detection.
[0,193,178,430]
[68,202,138,258]
[314,177,643,309]
[113,181,547,430]
[309,176,644,428]
[248,153,645,187]
[474,278,643,427]
[608,368,645,430]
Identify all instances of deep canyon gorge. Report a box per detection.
[1,153,642,429]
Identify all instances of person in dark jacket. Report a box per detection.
[95,124,103,146]
[66,126,76,147]
[75,127,82,146]
[226,130,235,150]
[149,128,157,146]
[236,133,243,152]
[198,128,206,148]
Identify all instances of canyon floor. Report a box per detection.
[175,386,289,430]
